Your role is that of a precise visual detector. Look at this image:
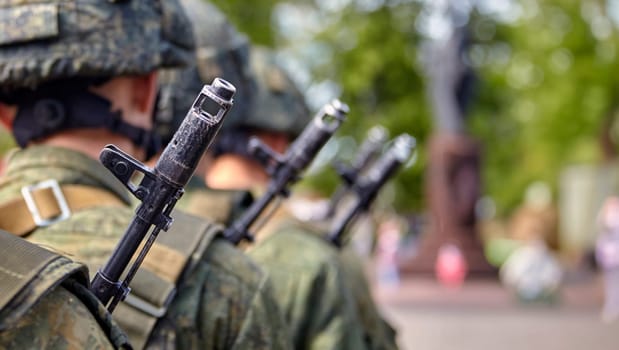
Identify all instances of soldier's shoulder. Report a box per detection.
[250,228,340,274]
[203,235,268,289]
[0,286,115,349]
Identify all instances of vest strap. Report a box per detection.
[0,180,125,236]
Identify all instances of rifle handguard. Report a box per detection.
[91,78,235,312]
[327,133,415,247]
[326,125,389,218]
[224,99,349,245]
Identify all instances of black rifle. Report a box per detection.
[324,125,388,219]
[326,134,415,248]
[224,100,349,245]
[91,78,236,312]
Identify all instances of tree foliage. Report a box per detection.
[211,0,619,215]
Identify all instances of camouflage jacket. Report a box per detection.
[0,230,129,350]
[183,188,369,350]
[1,286,119,350]
[339,246,398,350]
[0,146,291,350]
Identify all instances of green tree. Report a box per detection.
[211,0,619,216]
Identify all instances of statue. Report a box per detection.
[399,2,495,277]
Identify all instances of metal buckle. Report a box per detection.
[21,179,71,227]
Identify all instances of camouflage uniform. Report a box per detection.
[243,48,398,349]
[0,146,290,349]
[186,190,399,349]
[183,191,367,349]
[339,246,399,350]
[1,287,117,350]
[0,0,289,349]
[172,47,369,349]
[0,229,129,350]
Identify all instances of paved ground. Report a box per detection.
[372,274,619,350]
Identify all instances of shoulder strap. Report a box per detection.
[0,230,131,349]
[0,181,126,236]
[114,211,221,350]
[183,188,253,226]
[0,230,88,329]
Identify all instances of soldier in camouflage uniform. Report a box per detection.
[0,1,289,349]
[339,245,399,349]
[0,229,130,349]
[238,50,399,350]
[158,33,368,347]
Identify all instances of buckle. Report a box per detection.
[21,179,71,227]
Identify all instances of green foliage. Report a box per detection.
[305,4,430,211]
[212,0,619,215]
[209,0,280,45]
[469,0,619,214]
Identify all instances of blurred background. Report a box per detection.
[5,0,619,348]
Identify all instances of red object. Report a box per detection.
[435,244,468,288]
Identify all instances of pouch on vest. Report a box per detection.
[0,230,131,349]
[114,211,221,350]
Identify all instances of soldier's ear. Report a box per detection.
[131,71,159,116]
[0,103,16,130]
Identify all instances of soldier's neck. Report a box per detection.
[38,129,143,161]
[205,154,268,191]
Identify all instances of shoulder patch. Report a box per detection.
[0,4,59,46]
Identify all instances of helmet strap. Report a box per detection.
[14,89,161,159]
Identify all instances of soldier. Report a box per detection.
[0,1,289,349]
[159,38,367,347]
[0,229,130,349]
[339,243,399,349]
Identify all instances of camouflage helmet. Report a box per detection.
[237,46,311,137]
[156,0,254,144]
[0,0,195,94]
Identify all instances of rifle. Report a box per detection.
[91,78,236,312]
[324,125,388,219]
[224,100,349,245]
[326,134,415,248]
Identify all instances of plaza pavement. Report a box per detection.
[372,272,619,349]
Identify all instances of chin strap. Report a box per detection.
[14,89,161,159]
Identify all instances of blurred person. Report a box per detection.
[595,196,619,322]
[158,42,369,348]
[508,181,558,249]
[0,0,289,349]
[500,240,562,303]
[435,243,468,288]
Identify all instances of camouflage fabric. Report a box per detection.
[339,247,399,350]
[249,226,367,350]
[0,230,129,349]
[182,188,368,350]
[0,145,291,350]
[156,0,254,144]
[179,187,253,227]
[0,286,117,349]
[0,0,194,92]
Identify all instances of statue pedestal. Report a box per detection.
[398,133,495,277]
